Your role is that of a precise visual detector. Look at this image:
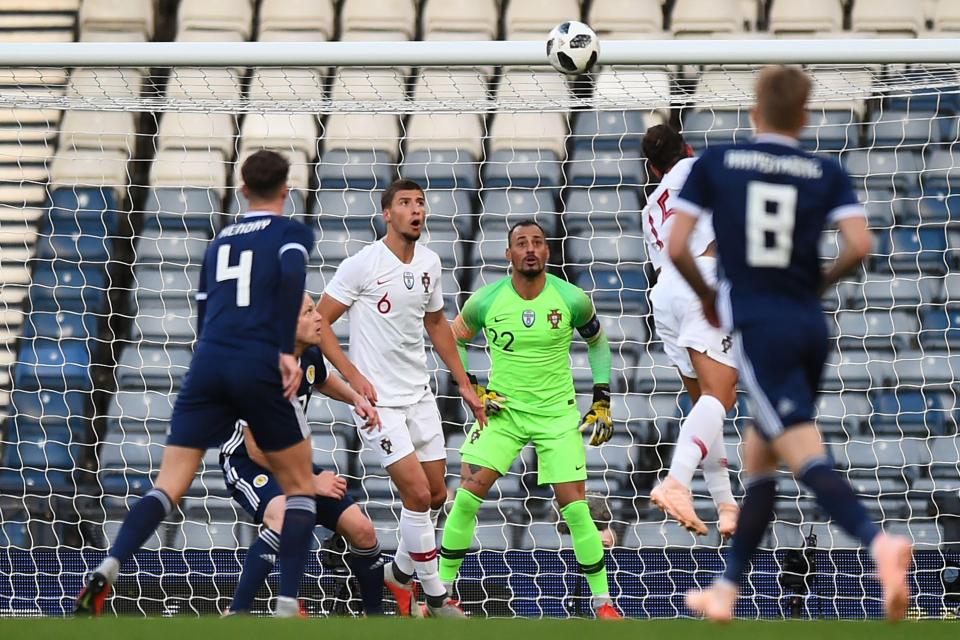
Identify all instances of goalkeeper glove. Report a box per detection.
[467,373,507,416]
[579,384,613,446]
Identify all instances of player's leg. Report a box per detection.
[332,503,385,616]
[686,427,778,621]
[540,410,621,619]
[440,411,523,593]
[76,444,204,615]
[771,424,912,621]
[390,458,445,586]
[229,494,285,614]
[688,349,739,538]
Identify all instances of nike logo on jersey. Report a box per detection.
[491,314,510,323]
[575,464,585,471]
[376,278,390,285]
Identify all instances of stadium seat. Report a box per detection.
[28,261,109,313]
[816,392,871,436]
[239,114,318,161]
[315,150,392,192]
[572,110,655,152]
[842,438,931,481]
[478,189,559,235]
[575,268,649,317]
[257,0,335,41]
[151,149,230,200]
[589,0,663,37]
[681,110,753,151]
[341,0,417,39]
[943,273,960,308]
[594,66,673,118]
[565,234,647,271]
[484,149,563,189]
[489,112,568,164]
[929,435,960,478]
[79,0,154,41]
[130,312,196,345]
[920,148,960,193]
[807,66,873,119]
[767,0,844,35]
[856,273,938,309]
[49,149,130,200]
[8,389,90,433]
[890,351,958,390]
[869,390,949,436]
[177,0,253,41]
[314,189,380,222]
[919,307,960,349]
[106,390,175,435]
[422,0,498,40]
[835,309,919,352]
[843,149,921,193]
[798,110,861,152]
[142,187,221,235]
[561,187,642,231]
[504,0,580,39]
[156,112,236,158]
[14,340,92,391]
[36,227,110,264]
[402,149,480,191]
[903,188,956,227]
[115,346,193,390]
[166,67,243,102]
[877,227,949,274]
[851,0,925,37]
[134,236,207,267]
[671,0,747,36]
[66,67,144,100]
[325,69,405,158]
[868,110,934,148]
[130,267,199,310]
[821,351,894,393]
[566,148,644,188]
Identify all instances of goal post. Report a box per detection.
[0,38,958,618]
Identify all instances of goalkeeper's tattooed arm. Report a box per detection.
[427,310,486,426]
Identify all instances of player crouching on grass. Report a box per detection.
[439,220,623,620]
[221,294,386,616]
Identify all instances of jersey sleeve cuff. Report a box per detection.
[672,197,707,218]
[828,204,867,223]
[278,242,309,260]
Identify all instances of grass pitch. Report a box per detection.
[0,617,956,640]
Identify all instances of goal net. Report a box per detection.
[0,46,958,618]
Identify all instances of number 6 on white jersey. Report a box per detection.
[216,244,253,307]
[746,181,797,268]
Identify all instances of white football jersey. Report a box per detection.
[324,240,444,407]
[641,157,716,275]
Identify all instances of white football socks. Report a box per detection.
[668,394,726,488]
[393,506,443,580]
[703,424,736,507]
[399,507,446,598]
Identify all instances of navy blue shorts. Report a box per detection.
[223,455,355,528]
[733,309,829,441]
[167,350,308,452]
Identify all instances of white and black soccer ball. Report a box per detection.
[546,21,599,76]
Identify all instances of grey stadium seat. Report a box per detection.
[561,187,642,232]
[834,310,918,352]
[134,237,208,267]
[105,390,175,434]
[479,189,559,235]
[130,311,196,344]
[115,346,193,390]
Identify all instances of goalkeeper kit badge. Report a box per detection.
[522,310,536,327]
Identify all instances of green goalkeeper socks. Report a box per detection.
[560,500,610,598]
[439,488,484,584]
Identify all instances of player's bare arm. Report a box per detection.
[425,309,487,427]
[669,210,720,327]
[819,215,873,294]
[315,373,381,432]
[316,292,379,404]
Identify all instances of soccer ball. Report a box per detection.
[546,21,599,76]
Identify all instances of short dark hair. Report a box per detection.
[642,124,686,174]
[507,219,546,246]
[241,149,289,200]
[381,178,424,211]
[756,65,811,132]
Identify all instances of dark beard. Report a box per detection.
[516,263,544,278]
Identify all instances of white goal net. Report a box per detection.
[0,48,958,618]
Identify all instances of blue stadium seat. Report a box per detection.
[919,148,960,193]
[574,269,648,314]
[856,274,937,309]
[867,110,933,148]
[22,309,97,341]
[890,351,958,390]
[799,110,860,151]
[35,231,111,263]
[483,149,563,188]
[561,187,641,231]
[14,340,93,391]
[681,110,752,151]
[28,262,109,313]
[401,149,479,190]
[49,187,122,236]
[142,187,220,235]
[8,389,89,430]
[1,424,77,471]
[896,192,959,226]
[572,110,648,152]
[843,149,921,193]
[316,149,393,190]
[566,148,644,187]
[834,309,918,352]
[868,390,949,436]
[478,189,559,235]
[875,227,949,274]
[918,307,960,349]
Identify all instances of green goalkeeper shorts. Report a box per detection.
[459,406,586,485]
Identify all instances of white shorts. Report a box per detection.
[650,257,737,379]
[355,390,445,468]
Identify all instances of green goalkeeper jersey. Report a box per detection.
[459,273,608,416]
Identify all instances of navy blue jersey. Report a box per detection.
[196,212,314,358]
[220,346,328,461]
[675,134,863,325]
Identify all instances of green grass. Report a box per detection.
[0,617,956,640]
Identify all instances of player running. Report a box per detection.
[222,294,385,616]
[641,124,739,538]
[316,178,486,618]
[76,150,318,618]
[438,220,623,620]
[670,66,912,622]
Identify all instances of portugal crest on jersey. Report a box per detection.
[547,309,562,329]
[403,272,415,289]
[522,309,536,327]
[421,271,430,293]
[306,364,316,385]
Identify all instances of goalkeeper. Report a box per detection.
[439,220,622,620]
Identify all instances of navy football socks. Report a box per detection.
[722,474,777,584]
[108,488,173,565]
[799,456,880,546]
[347,543,385,615]
[277,495,317,599]
[231,528,280,612]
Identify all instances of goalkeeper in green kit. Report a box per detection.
[439,220,623,619]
